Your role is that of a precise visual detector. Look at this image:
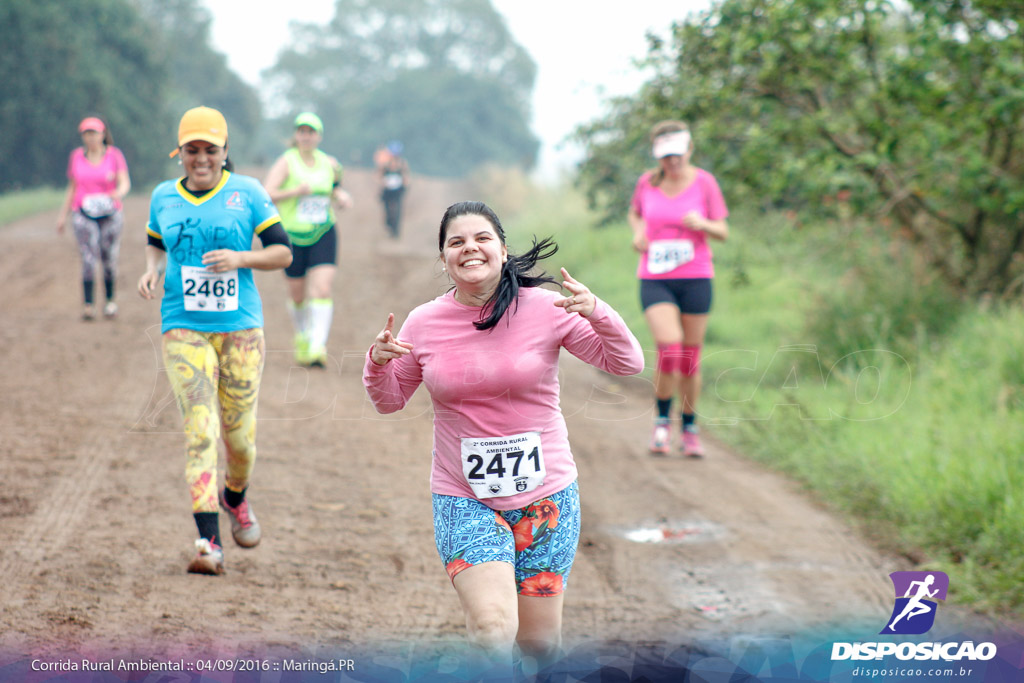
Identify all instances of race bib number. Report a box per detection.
[647,239,694,274]
[81,193,116,219]
[181,266,238,312]
[460,432,545,499]
[384,173,404,190]
[297,195,330,224]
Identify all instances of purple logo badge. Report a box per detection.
[881,571,949,635]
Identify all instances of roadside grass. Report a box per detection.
[0,187,64,225]
[485,171,1024,618]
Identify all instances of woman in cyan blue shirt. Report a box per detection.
[137,106,292,576]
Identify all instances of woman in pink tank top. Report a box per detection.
[627,120,730,458]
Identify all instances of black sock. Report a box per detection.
[104,276,114,301]
[223,486,246,508]
[194,512,221,546]
[682,413,697,432]
[656,398,673,420]
[83,280,94,305]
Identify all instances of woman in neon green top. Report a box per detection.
[264,112,353,367]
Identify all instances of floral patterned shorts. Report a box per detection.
[432,481,581,597]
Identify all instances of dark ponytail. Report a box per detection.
[476,236,558,330]
[438,201,559,331]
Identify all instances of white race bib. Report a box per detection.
[460,432,545,499]
[296,195,330,224]
[384,174,404,190]
[647,239,694,275]
[81,193,116,218]
[181,265,239,312]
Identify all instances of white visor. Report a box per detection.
[652,130,691,158]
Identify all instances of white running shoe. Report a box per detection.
[649,420,671,455]
[187,538,224,575]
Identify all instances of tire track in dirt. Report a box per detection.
[0,225,125,586]
[0,422,121,588]
[0,204,197,656]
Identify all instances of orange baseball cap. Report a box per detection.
[78,117,106,133]
[169,106,228,157]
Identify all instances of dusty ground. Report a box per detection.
[1,169,1002,680]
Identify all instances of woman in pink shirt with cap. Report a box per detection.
[628,120,729,458]
[56,116,131,320]
[364,201,643,678]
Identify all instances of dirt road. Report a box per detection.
[0,169,915,679]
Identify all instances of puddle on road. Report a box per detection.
[620,520,725,544]
[614,520,739,621]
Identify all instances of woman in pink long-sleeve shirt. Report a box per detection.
[363,201,643,677]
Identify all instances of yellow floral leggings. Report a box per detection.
[162,328,265,513]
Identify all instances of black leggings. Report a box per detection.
[382,188,404,237]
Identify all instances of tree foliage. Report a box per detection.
[576,0,1024,297]
[0,0,170,191]
[0,0,264,193]
[132,0,264,165]
[265,0,539,176]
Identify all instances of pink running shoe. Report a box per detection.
[649,420,671,455]
[682,429,705,458]
[187,538,224,575]
[219,492,262,548]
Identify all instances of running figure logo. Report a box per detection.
[881,571,949,635]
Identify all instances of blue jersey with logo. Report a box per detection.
[146,171,281,333]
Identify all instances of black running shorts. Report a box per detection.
[639,278,712,314]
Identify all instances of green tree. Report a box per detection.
[576,0,1024,296]
[0,0,170,191]
[133,0,264,165]
[265,0,539,175]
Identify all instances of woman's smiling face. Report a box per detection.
[181,141,227,190]
[441,214,508,299]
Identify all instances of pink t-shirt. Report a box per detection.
[67,146,128,212]
[363,286,644,510]
[631,168,728,279]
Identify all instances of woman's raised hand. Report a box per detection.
[553,267,596,318]
[370,313,415,365]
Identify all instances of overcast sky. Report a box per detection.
[203,1,711,180]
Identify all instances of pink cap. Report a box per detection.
[78,117,106,133]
